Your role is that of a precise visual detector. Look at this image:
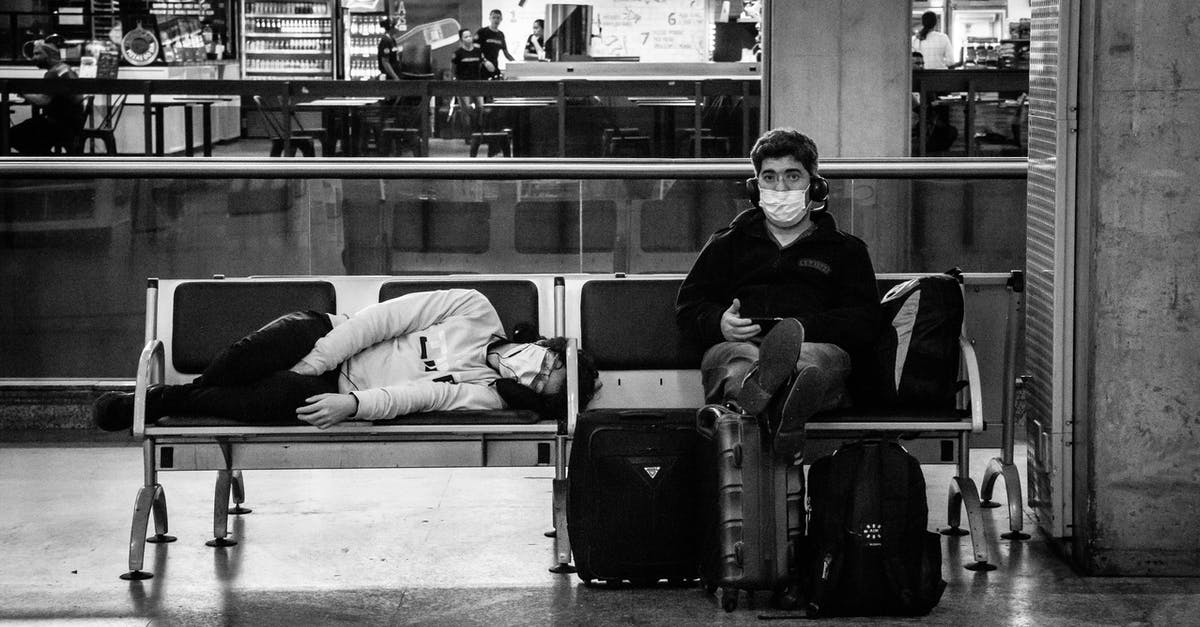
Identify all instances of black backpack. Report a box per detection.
[876,270,965,409]
[801,440,946,617]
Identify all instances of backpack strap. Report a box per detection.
[877,442,932,613]
[806,443,863,614]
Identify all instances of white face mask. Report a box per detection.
[759,186,810,227]
[487,342,560,393]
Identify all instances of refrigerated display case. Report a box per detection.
[241,0,336,79]
[345,11,387,80]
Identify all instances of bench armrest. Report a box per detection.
[959,334,985,433]
[564,337,579,436]
[133,339,164,438]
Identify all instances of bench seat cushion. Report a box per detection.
[809,406,967,423]
[154,409,544,428]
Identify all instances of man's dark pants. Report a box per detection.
[156,311,339,423]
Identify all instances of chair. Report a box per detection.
[78,94,126,155]
[398,43,436,80]
[252,95,318,158]
[595,98,650,157]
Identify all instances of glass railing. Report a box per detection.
[1,78,760,159]
[0,157,1026,377]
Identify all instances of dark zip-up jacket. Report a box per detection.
[675,209,881,354]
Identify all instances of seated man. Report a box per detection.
[10,37,85,155]
[675,128,881,451]
[95,289,599,430]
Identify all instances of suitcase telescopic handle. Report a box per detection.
[695,404,727,440]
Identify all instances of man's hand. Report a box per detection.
[297,393,357,429]
[720,298,761,342]
[483,59,496,73]
[289,361,319,376]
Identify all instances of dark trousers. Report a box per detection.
[154,311,339,424]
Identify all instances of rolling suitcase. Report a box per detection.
[567,409,703,585]
[696,404,803,612]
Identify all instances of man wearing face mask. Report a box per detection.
[10,37,85,154]
[94,289,599,431]
[675,128,881,451]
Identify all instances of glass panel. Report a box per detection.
[0,172,1024,377]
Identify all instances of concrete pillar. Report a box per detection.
[764,0,913,270]
[1074,0,1200,575]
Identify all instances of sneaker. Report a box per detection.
[736,318,804,416]
[93,391,135,432]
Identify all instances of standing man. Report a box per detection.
[475,9,514,79]
[377,17,402,80]
[10,37,85,154]
[675,128,881,452]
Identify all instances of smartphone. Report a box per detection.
[747,317,783,333]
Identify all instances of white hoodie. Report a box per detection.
[295,289,507,420]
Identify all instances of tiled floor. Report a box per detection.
[2,443,1198,625]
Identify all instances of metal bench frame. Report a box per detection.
[556,271,1026,572]
[122,274,564,580]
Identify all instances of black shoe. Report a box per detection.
[736,319,804,416]
[771,365,825,455]
[93,385,164,432]
[93,391,135,432]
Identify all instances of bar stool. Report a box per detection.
[382,128,424,157]
[606,134,652,157]
[469,129,513,157]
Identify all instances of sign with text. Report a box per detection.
[485,0,714,63]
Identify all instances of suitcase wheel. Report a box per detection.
[721,589,738,612]
[773,587,800,610]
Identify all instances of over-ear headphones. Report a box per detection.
[745,175,829,207]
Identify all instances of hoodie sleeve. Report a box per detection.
[295,289,502,374]
[675,234,736,349]
[352,380,504,421]
[795,238,882,350]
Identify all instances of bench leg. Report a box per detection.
[121,484,159,580]
[206,469,238,547]
[229,470,253,515]
[981,458,1029,539]
[146,483,176,544]
[943,476,995,570]
[549,434,575,573]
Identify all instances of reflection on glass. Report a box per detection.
[0,175,1024,377]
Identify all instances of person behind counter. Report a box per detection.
[523,19,552,62]
[377,17,403,80]
[475,9,514,78]
[10,37,85,155]
[912,11,956,70]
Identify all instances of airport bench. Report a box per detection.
[121,274,564,580]
[558,271,1025,572]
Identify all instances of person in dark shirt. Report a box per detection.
[523,18,552,62]
[451,28,488,131]
[451,28,488,81]
[474,9,514,78]
[377,18,402,80]
[675,128,881,452]
[10,38,85,154]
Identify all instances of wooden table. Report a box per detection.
[297,97,383,157]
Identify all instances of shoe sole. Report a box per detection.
[737,319,804,416]
[773,366,822,454]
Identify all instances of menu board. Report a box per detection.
[486,0,714,63]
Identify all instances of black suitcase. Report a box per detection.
[696,404,803,612]
[567,409,703,585]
